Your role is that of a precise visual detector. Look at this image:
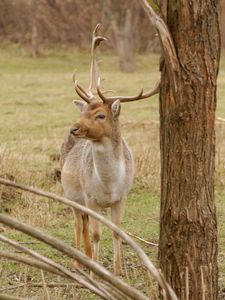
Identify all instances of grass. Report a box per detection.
[0,44,224,299]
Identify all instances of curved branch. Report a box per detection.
[0,177,178,300]
[0,235,112,300]
[0,217,147,300]
[0,250,66,278]
[138,0,181,98]
[0,250,125,300]
[0,295,26,300]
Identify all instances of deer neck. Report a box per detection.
[91,127,125,187]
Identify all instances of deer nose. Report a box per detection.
[70,127,79,135]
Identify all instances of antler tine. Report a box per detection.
[74,80,91,104]
[87,24,107,99]
[73,24,106,103]
[119,81,160,103]
[97,77,109,103]
[97,78,160,104]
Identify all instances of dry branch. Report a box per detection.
[0,284,25,293]
[0,220,145,300]
[0,235,112,300]
[216,117,225,123]
[186,254,198,300]
[127,232,158,247]
[138,0,180,98]
[0,250,66,278]
[0,177,178,300]
[41,271,50,300]
[0,295,27,300]
[0,251,123,299]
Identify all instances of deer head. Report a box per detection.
[70,24,159,142]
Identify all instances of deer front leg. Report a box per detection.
[73,208,82,268]
[85,198,101,278]
[111,200,125,276]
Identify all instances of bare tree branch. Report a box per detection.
[0,220,146,300]
[0,235,112,300]
[0,250,66,278]
[0,177,178,300]
[0,295,27,300]
[0,250,124,300]
[127,232,158,247]
[138,0,180,98]
[40,271,50,300]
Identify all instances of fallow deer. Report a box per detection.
[60,24,159,276]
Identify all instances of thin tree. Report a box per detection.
[139,0,220,299]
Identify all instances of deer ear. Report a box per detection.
[111,99,121,119]
[73,100,86,112]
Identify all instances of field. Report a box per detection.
[0,45,224,299]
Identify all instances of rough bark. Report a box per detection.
[159,1,220,300]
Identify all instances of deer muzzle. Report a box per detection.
[70,126,80,136]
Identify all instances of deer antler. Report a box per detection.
[97,78,160,104]
[74,24,160,105]
[74,24,107,103]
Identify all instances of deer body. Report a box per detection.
[60,24,159,276]
[61,101,134,275]
[61,136,134,208]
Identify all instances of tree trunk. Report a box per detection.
[31,23,38,58]
[158,1,220,299]
[30,0,38,58]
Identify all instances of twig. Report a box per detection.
[0,177,178,300]
[186,254,198,300]
[19,241,39,245]
[216,117,225,123]
[0,295,27,300]
[127,232,158,247]
[29,283,73,288]
[147,271,158,300]
[200,266,205,300]
[1,282,77,290]
[158,269,177,300]
[185,266,189,300]
[41,270,50,300]
[0,284,25,293]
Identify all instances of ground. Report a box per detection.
[0,45,224,299]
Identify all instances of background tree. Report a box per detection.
[0,0,158,64]
[105,0,139,72]
[142,1,220,299]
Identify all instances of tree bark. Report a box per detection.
[159,1,220,300]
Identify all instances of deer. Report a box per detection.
[60,24,159,276]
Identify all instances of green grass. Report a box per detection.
[0,44,225,299]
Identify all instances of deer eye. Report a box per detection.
[96,114,106,120]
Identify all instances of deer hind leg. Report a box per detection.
[89,216,101,279]
[91,217,101,263]
[82,214,92,258]
[111,200,125,276]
